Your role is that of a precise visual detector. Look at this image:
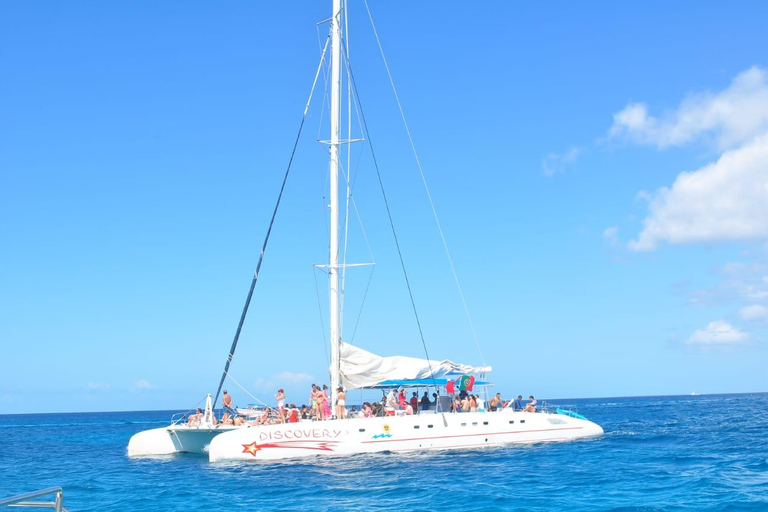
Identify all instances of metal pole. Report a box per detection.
[328,0,342,413]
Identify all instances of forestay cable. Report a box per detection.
[362,0,486,367]
[213,35,332,408]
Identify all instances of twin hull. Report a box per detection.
[208,410,603,462]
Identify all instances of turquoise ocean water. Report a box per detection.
[2,393,767,511]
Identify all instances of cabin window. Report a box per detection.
[483,421,489,425]
[359,429,365,433]
[472,422,478,426]
[520,420,526,424]
[509,420,515,424]
[461,423,467,427]
[414,425,420,429]
[428,424,434,428]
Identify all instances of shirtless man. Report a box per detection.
[489,393,502,412]
[222,390,236,417]
[187,408,204,426]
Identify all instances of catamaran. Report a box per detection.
[128,0,603,462]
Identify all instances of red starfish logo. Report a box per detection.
[242,442,261,457]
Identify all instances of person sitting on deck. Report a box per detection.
[187,408,204,426]
[524,396,538,412]
[362,402,373,418]
[514,395,524,411]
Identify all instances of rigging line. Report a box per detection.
[339,41,439,393]
[341,0,352,341]
[213,33,332,408]
[349,265,375,343]
[362,0,486,367]
[313,265,330,365]
[226,373,268,407]
[335,154,377,342]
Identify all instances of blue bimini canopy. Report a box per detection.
[371,378,493,389]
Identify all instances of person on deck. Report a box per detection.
[222,390,236,417]
[187,408,204,426]
[525,395,538,412]
[321,385,332,419]
[275,389,286,423]
[421,391,431,410]
[410,392,419,414]
[514,395,524,411]
[336,387,347,419]
[386,389,397,410]
[489,393,502,412]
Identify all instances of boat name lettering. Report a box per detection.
[259,429,343,441]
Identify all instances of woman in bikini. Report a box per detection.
[336,387,346,419]
[321,385,331,420]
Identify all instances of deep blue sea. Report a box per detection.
[2,394,767,511]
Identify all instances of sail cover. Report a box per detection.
[338,342,492,390]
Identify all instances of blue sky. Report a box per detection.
[2,1,767,414]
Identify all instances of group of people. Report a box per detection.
[186,388,541,427]
[486,393,538,412]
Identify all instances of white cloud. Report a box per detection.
[274,372,314,384]
[610,67,768,150]
[629,132,768,251]
[542,146,583,177]
[87,382,110,391]
[133,379,156,390]
[739,304,768,321]
[686,320,748,347]
[603,226,620,247]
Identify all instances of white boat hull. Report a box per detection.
[127,425,241,457]
[208,410,603,462]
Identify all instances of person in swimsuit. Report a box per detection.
[222,390,236,417]
[310,384,319,420]
[489,393,501,412]
[336,387,347,419]
[321,385,331,419]
[275,388,286,423]
[187,407,204,426]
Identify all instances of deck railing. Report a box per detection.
[0,487,69,512]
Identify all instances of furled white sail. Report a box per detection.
[337,342,492,390]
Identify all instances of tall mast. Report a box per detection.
[329,0,342,412]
